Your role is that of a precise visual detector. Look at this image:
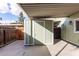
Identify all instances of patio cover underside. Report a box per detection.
[20,3,79,19]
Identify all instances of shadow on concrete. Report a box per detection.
[54,39,61,44]
[24,33,51,56]
[55,43,68,56]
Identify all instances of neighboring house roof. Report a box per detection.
[0,24,23,26]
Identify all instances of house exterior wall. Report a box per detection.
[24,18,54,45]
[24,19,32,45]
[32,19,54,45]
[61,12,79,46]
[45,20,53,44]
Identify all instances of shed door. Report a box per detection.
[54,27,61,39]
[33,20,45,45]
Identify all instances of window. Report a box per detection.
[74,19,79,33]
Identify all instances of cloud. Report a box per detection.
[0,1,22,16]
[10,3,21,16]
[0,19,17,24]
[0,3,8,13]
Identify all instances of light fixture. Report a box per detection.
[69,20,72,25]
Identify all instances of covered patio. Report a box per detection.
[19,3,79,46]
[1,3,79,56]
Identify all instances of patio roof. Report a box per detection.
[19,3,79,18]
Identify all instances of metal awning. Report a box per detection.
[20,3,79,18]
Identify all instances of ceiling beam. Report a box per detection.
[67,10,79,17]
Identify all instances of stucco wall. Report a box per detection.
[61,12,79,46]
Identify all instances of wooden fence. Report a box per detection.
[0,25,24,47]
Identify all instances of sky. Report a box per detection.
[0,1,22,24]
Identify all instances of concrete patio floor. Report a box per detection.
[58,43,79,56]
[0,40,79,56]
